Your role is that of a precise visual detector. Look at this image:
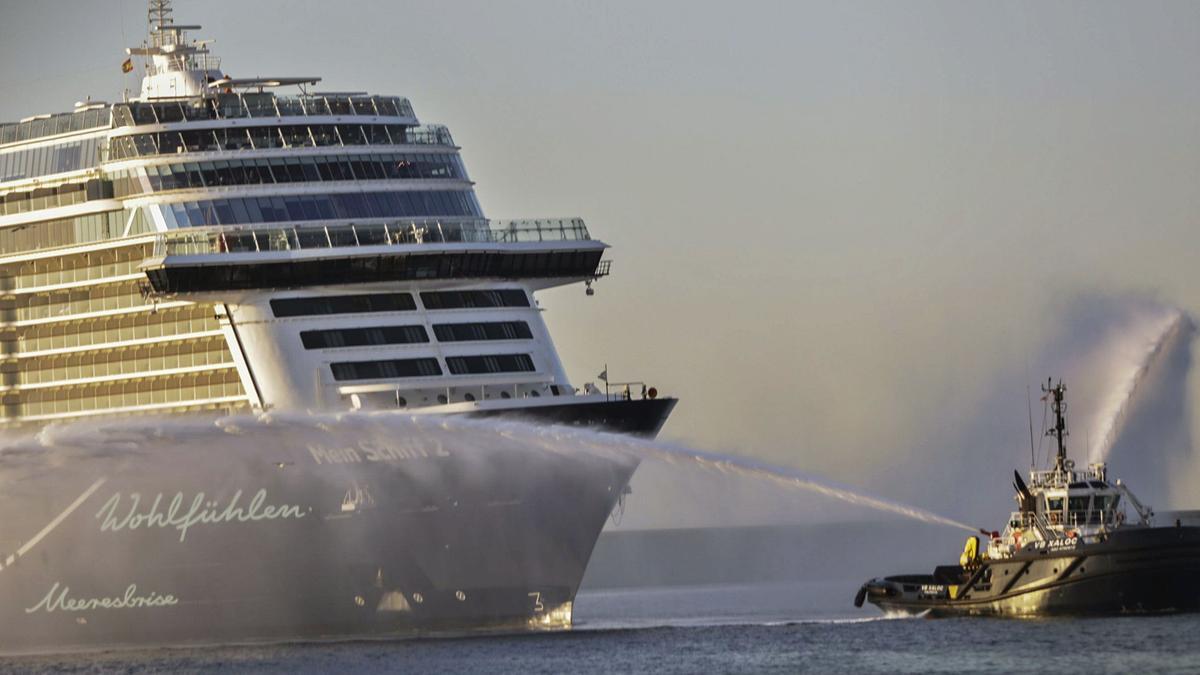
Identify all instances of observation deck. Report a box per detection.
[140,218,610,294]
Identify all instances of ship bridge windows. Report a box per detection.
[330,357,442,381]
[433,321,533,342]
[270,293,416,318]
[445,354,536,375]
[420,290,530,310]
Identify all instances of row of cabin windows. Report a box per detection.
[270,290,530,318]
[20,341,233,386]
[434,321,532,342]
[300,321,532,349]
[0,209,153,257]
[14,305,219,355]
[0,136,103,183]
[446,354,536,376]
[110,152,467,197]
[421,290,530,310]
[158,190,482,228]
[330,357,441,381]
[106,124,453,161]
[329,353,536,382]
[16,371,245,419]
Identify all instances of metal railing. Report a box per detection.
[111,95,415,128]
[152,218,594,257]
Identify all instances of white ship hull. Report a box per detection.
[0,406,671,653]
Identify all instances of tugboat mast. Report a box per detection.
[1044,378,1069,471]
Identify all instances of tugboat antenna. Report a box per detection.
[1042,378,1068,471]
[1027,385,1036,469]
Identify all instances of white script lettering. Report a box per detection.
[25,583,178,614]
[95,489,309,542]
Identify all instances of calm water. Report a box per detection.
[5,582,1200,674]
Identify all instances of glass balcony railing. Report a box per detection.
[152,218,594,257]
[101,123,454,162]
[111,95,415,128]
[0,107,112,148]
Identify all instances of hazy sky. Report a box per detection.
[3,0,1199,522]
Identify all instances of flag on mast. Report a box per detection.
[121,58,134,73]
[597,367,608,382]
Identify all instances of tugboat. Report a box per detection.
[855,379,1200,616]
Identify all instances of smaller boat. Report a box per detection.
[855,379,1200,616]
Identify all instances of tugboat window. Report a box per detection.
[1068,495,1090,525]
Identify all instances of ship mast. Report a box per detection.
[1043,378,1068,472]
[148,0,174,46]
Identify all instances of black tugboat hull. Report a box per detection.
[858,526,1200,617]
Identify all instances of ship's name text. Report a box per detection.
[25,583,178,614]
[307,439,448,465]
[95,489,309,542]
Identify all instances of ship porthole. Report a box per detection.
[464,393,475,402]
[437,394,448,404]
[1079,567,1086,574]
[396,396,407,408]
[455,590,467,602]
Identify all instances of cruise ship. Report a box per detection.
[0,1,674,651]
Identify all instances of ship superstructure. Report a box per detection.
[0,2,670,430]
[0,2,674,651]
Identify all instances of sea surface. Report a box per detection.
[5,581,1200,674]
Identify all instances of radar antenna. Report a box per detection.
[1042,378,1069,471]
